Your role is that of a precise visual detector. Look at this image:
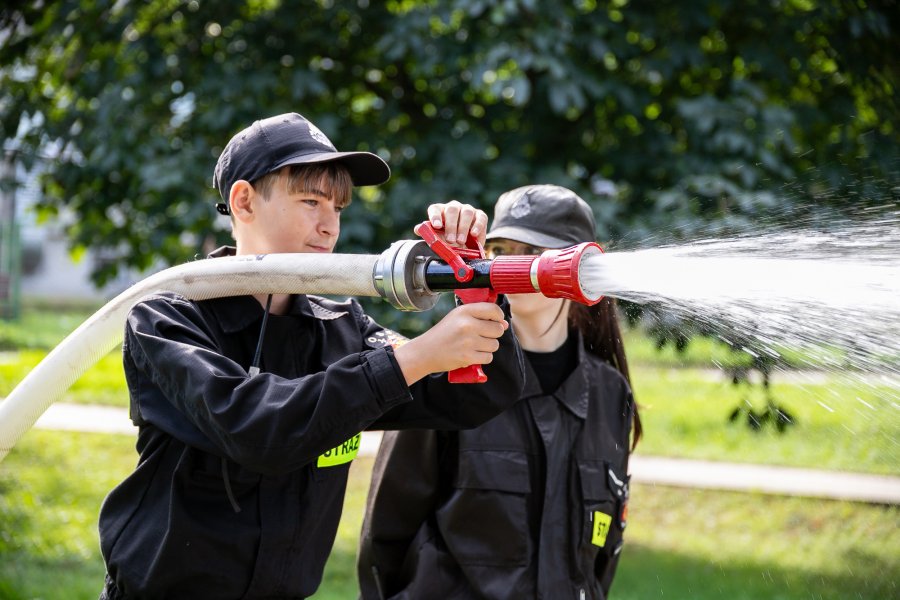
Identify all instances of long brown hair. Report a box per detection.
[569,297,643,450]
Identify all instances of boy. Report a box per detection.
[98,113,524,599]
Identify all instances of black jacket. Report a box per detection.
[99,279,524,599]
[358,334,634,600]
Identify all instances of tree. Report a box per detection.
[1,0,897,318]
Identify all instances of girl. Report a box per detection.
[358,184,641,600]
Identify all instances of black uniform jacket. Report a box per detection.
[98,259,524,599]
[358,334,634,600]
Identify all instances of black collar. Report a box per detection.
[522,329,590,419]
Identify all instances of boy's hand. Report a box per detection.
[426,200,489,247]
[393,302,509,385]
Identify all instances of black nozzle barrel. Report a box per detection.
[423,259,493,291]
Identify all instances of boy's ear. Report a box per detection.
[229,180,255,222]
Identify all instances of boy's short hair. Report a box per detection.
[213,112,389,215]
[253,163,354,208]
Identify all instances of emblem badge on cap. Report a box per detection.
[307,122,334,149]
[509,195,532,218]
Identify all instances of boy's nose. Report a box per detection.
[318,207,340,236]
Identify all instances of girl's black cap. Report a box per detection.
[486,184,596,248]
[213,113,390,214]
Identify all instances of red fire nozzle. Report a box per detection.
[412,235,606,307]
[405,225,605,384]
[489,242,605,306]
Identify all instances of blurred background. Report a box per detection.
[0,1,897,598]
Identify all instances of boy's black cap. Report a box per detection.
[486,184,596,248]
[213,112,390,214]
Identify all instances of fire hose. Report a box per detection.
[0,228,602,463]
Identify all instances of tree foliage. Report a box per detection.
[1,0,897,289]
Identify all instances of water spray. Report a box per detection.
[0,231,605,462]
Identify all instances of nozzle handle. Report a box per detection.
[448,286,499,383]
[414,221,496,384]
[448,364,488,384]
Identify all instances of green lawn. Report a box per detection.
[0,302,100,352]
[631,365,899,475]
[0,432,135,600]
[0,303,126,407]
[0,349,126,407]
[2,432,895,600]
[2,355,895,474]
[0,305,897,598]
[326,457,900,600]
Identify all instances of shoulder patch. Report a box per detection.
[365,328,409,349]
[310,303,348,321]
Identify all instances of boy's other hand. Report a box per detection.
[393,302,509,385]
[426,200,488,247]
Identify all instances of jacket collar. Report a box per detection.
[206,246,315,332]
[522,329,590,420]
[555,336,590,419]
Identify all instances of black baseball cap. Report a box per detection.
[213,112,390,214]
[486,184,596,248]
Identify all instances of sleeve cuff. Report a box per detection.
[364,347,412,409]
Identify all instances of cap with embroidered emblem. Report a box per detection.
[213,112,390,214]
[486,184,596,248]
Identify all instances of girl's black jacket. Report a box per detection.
[358,332,634,600]
[98,252,524,599]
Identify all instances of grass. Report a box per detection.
[0,431,135,600]
[622,327,754,369]
[2,355,895,474]
[631,365,900,475]
[0,302,128,408]
[0,350,127,407]
[613,483,898,600]
[0,304,897,597]
[0,302,100,351]
[1,434,897,600]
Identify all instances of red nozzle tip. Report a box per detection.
[535,242,604,306]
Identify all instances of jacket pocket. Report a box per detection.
[577,459,628,583]
[437,449,531,567]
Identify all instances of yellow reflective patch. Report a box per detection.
[591,511,612,547]
[317,433,361,467]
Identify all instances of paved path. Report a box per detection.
[33,403,900,505]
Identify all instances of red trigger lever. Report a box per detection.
[414,221,497,384]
